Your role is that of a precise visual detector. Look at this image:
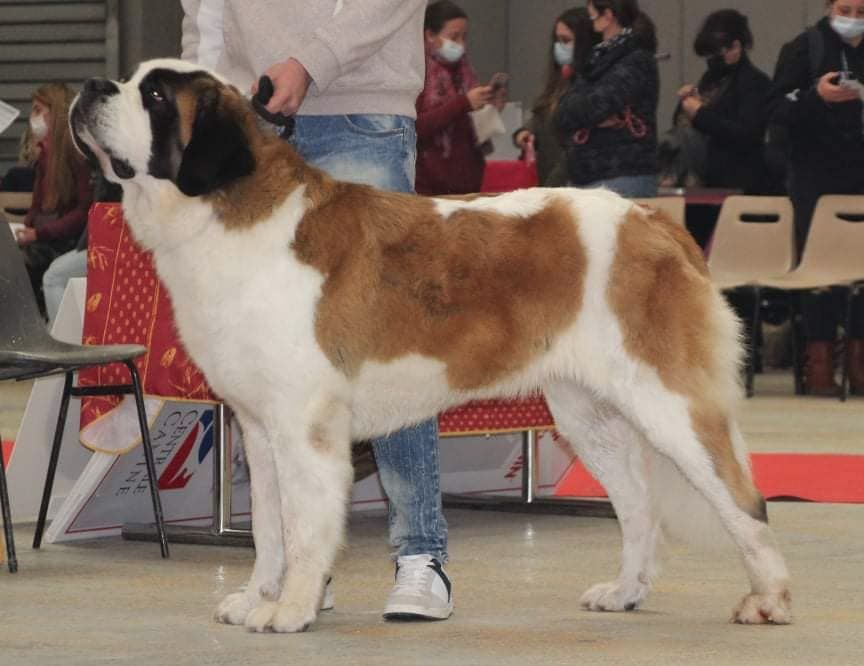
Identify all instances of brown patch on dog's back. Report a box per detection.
[608,207,715,395]
[297,194,587,389]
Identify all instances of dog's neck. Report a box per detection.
[202,122,337,230]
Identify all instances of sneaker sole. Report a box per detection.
[383,605,453,621]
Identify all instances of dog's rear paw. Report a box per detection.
[245,600,317,633]
[580,580,648,612]
[732,590,792,625]
[215,592,256,625]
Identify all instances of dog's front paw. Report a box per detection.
[244,600,317,633]
[580,580,648,612]
[271,601,318,633]
[732,590,792,625]
[215,591,257,625]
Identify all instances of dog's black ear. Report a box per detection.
[176,87,255,197]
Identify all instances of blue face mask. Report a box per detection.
[554,41,574,66]
[437,38,465,63]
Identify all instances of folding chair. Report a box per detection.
[706,196,796,396]
[634,196,686,226]
[0,225,169,572]
[761,195,864,401]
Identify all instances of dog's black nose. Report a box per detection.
[83,78,119,97]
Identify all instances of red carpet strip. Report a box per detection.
[554,453,864,503]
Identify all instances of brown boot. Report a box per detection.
[805,341,838,396]
[848,339,864,395]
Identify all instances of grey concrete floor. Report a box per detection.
[1,370,863,665]
[1,505,863,666]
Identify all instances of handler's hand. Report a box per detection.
[256,58,312,116]
[817,71,860,104]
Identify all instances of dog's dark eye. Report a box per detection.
[149,88,165,103]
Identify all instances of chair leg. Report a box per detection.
[126,361,169,558]
[745,287,762,398]
[839,286,855,403]
[0,438,18,573]
[33,372,74,549]
[791,304,805,395]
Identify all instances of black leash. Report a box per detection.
[252,75,296,137]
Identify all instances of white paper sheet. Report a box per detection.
[0,99,20,135]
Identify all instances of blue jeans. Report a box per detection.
[43,248,87,325]
[585,174,658,198]
[289,114,448,562]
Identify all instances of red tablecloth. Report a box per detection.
[480,158,538,193]
[79,203,555,435]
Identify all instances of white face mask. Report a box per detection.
[437,38,465,63]
[831,16,864,41]
[554,41,574,66]
[29,113,48,140]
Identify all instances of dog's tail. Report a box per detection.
[647,288,764,550]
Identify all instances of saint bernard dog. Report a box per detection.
[70,59,791,633]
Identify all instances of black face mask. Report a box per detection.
[706,54,731,75]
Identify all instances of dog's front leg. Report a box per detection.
[245,394,354,633]
[215,416,286,626]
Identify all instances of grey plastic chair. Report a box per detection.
[0,225,169,571]
[760,195,864,400]
[706,196,796,397]
[633,196,686,227]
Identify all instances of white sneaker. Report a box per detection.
[320,576,334,611]
[383,554,453,620]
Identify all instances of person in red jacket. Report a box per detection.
[416,1,500,195]
[14,83,93,315]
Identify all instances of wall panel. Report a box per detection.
[0,0,118,173]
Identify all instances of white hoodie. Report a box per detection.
[181,0,426,119]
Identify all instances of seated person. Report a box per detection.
[13,83,93,316]
[43,178,121,325]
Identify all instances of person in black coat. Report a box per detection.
[660,10,777,364]
[663,9,773,195]
[771,0,864,395]
[557,0,659,197]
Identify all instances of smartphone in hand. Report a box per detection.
[489,72,509,92]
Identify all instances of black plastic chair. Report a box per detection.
[0,225,169,570]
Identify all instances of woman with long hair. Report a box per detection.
[513,7,596,186]
[14,83,93,313]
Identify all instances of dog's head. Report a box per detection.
[70,58,256,197]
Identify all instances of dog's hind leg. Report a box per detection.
[544,380,661,612]
[612,381,791,624]
[244,392,354,633]
[215,414,286,626]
